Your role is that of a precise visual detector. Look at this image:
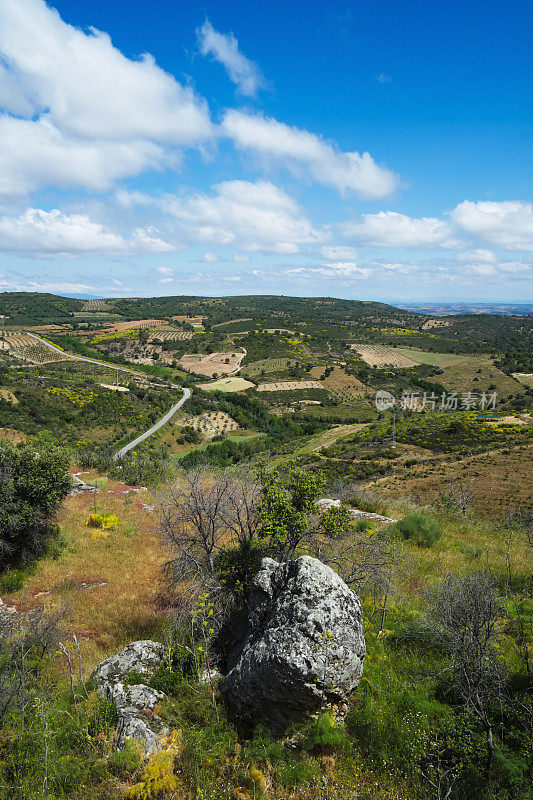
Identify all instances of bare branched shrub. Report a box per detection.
[157,466,262,603]
[0,608,64,725]
[427,571,506,773]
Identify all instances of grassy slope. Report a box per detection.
[2,470,531,800]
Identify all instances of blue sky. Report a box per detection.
[0,0,532,302]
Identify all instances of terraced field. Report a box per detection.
[352,344,419,368]
[241,357,305,377]
[80,299,115,312]
[149,330,194,341]
[1,332,72,364]
[182,411,240,438]
[257,380,323,392]
[179,350,245,377]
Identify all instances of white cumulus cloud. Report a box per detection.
[161,180,324,254]
[0,208,126,255]
[320,245,357,260]
[287,262,372,280]
[0,0,213,197]
[197,20,266,96]
[451,200,533,250]
[342,210,458,247]
[0,208,175,256]
[222,110,398,199]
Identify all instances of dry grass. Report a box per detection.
[436,355,525,396]
[0,386,18,403]
[512,372,533,388]
[320,366,368,398]
[371,443,533,520]
[0,427,27,443]
[3,478,167,670]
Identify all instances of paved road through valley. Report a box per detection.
[25,332,190,459]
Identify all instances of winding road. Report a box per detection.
[25,332,190,459]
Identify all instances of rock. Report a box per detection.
[316,498,341,511]
[91,640,165,692]
[69,475,98,495]
[349,508,398,523]
[91,640,168,754]
[222,556,366,733]
[110,683,169,754]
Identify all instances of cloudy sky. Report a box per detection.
[0,0,532,301]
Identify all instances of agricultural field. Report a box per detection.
[512,372,533,387]
[179,411,240,438]
[1,332,72,364]
[101,319,172,331]
[390,348,472,367]
[256,379,323,391]
[352,343,420,368]
[434,355,525,398]
[148,330,194,341]
[179,350,245,377]
[199,376,255,392]
[211,317,253,327]
[80,298,115,312]
[241,357,309,378]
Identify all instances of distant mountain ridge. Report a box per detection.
[397,302,533,316]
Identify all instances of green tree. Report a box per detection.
[258,467,334,558]
[0,437,71,569]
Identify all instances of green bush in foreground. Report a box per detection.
[394,511,442,547]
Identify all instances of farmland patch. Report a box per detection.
[352,344,420,368]
[199,376,255,392]
[0,387,18,403]
[256,380,323,392]
[513,372,533,388]
[179,350,245,377]
[180,411,240,438]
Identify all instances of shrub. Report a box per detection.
[125,730,182,799]
[108,739,142,777]
[102,514,120,530]
[394,512,442,547]
[214,540,269,604]
[86,513,104,528]
[305,713,350,752]
[0,437,71,570]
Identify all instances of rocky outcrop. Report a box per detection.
[69,475,98,495]
[222,556,366,733]
[92,640,168,754]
